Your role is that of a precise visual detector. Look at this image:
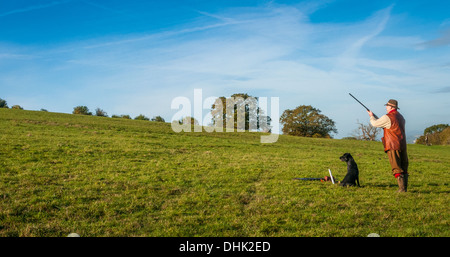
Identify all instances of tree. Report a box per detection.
[95,108,108,117]
[424,124,449,135]
[280,105,337,138]
[151,116,165,122]
[135,114,150,121]
[416,124,450,146]
[352,120,381,141]
[73,106,92,115]
[210,93,271,131]
[0,98,8,108]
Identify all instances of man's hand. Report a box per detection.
[367,110,374,117]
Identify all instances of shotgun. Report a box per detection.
[349,93,379,119]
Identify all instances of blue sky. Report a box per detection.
[1,0,449,140]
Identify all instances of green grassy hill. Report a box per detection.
[0,108,449,237]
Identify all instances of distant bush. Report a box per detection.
[0,98,8,108]
[135,114,150,121]
[112,114,131,119]
[40,109,48,112]
[95,108,108,117]
[73,106,92,115]
[11,105,24,110]
[180,116,199,125]
[151,116,165,122]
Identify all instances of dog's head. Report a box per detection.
[340,153,353,162]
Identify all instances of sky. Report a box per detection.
[1,0,449,141]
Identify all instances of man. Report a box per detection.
[368,99,408,192]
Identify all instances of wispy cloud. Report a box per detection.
[0,53,36,60]
[417,28,450,49]
[80,19,248,50]
[435,86,450,93]
[195,10,238,23]
[334,5,393,70]
[0,0,73,17]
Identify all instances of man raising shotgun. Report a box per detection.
[368,99,409,192]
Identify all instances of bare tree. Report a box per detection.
[352,120,381,141]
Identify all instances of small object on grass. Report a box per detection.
[294,177,323,181]
[294,175,336,182]
[328,169,335,184]
[67,233,80,237]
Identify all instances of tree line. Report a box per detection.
[0,98,25,110]
[3,96,447,142]
[72,106,165,122]
[0,95,359,139]
[0,97,166,122]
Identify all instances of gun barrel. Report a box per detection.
[349,93,379,119]
[349,93,370,111]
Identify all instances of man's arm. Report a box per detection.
[368,111,391,129]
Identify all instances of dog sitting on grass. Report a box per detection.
[339,153,360,187]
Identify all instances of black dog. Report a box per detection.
[339,153,360,187]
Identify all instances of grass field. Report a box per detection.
[0,108,449,237]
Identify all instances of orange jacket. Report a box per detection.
[382,110,407,152]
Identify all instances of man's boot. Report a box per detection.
[396,174,406,192]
